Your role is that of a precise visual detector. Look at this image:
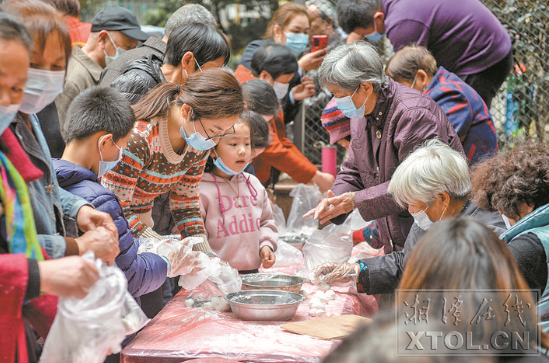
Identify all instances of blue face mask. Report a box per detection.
[0,103,20,135]
[104,33,126,66]
[180,116,217,151]
[365,22,385,42]
[213,149,248,176]
[334,86,368,119]
[98,137,123,178]
[284,32,309,56]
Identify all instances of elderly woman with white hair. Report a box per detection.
[305,41,463,254]
[313,140,506,295]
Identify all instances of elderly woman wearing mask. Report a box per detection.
[312,140,505,296]
[304,42,463,255]
[471,141,549,332]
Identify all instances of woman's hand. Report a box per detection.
[39,256,100,298]
[75,226,120,266]
[303,190,355,224]
[260,246,276,268]
[298,48,327,72]
[311,171,335,193]
[312,262,360,285]
[291,76,316,101]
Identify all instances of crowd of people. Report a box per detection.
[1,0,547,362]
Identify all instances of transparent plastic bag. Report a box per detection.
[285,184,321,237]
[178,252,211,290]
[272,240,303,267]
[273,204,287,236]
[301,224,353,280]
[120,292,150,335]
[40,251,146,363]
[344,209,369,231]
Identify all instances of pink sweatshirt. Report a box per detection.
[199,172,278,271]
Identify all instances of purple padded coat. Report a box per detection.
[331,78,464,254]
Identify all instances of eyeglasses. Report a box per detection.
[197,118,236,141]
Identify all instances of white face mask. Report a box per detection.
[19,68,65,114]
[411,207,446,231]
[273,82,289,100]
[501,214,512,229]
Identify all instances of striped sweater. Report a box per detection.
[101,117,211,252]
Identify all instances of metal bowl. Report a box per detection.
[281,235,308,251]
[225,290,305,321]
[241,273,307,293]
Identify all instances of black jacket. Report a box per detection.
[109,53,166,105]
[100,36,166,87]
[358,201,507,294]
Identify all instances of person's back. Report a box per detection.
[426,67,497,165]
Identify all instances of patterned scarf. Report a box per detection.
[0,151,44,260]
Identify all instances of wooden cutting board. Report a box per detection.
[281,315,372,340]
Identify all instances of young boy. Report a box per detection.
[53,86,171,305]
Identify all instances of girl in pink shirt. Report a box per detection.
[199,115,277,273]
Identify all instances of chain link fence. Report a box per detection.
[300,0,549,166]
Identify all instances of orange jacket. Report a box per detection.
[235,65,318,185]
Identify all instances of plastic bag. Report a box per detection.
[272,240,303,267]
[273,204,287,236]
[344,209,369,231]
[178,256,242,294]
[40,251,148,363]
[301,223,353,280]
[285,184,321,237]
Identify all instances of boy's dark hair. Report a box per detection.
[248,111,270,149]
[336,0,381,35]
[164,23,230,69]
[242,79,280,117]
[64,86,135,142]
[250,43,298,80]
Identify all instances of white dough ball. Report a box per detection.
[309,298,325,310]
[318,283,330,291]
[185,299,194,307]
[316,309,326,317]
[325,290,336,300]
[309,309,317,317]
[203,302,213,311]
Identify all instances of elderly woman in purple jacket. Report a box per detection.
[305,41,463,254]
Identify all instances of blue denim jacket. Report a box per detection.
[11,113,90,258]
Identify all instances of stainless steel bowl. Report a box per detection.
[241,273,307,293]
[281,235,307,251]
[225,290,305,321]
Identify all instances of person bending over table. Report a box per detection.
[304,42,463,254]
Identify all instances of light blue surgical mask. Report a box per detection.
[0,103,21,135]
[20,68,65,114]
[98,137,123,178]
[213,150,246,176]
[284,32,309,56]
[334,86,368,119]
[365,22,385,42]
[104,33,126,66]
[180,116,217,151]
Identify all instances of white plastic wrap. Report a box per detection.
[40,252,149,363]
[285,184,321,238]
[272,240,303,267]
[301,223,353,280]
